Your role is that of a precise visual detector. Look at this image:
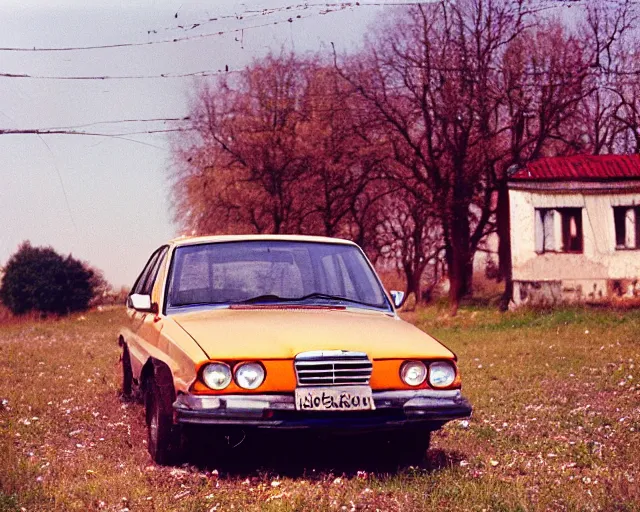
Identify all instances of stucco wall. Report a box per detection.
[509,188,640,304]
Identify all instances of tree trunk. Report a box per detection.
[447,202,472,316]
[496,180,513,311]
[463,257,474,297]
[413,270,422,305]
[272,209,282,234]
[402,260,428,309]
[404,265,417,310]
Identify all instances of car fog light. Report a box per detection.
[202,363,232,390]
[234,362,265,390]
[429,361,456,388]
[400,361,427,386]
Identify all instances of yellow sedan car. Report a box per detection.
[119,235,471,464]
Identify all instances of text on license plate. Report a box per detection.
[295,386,375,411]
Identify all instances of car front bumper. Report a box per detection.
[173,389,472,431]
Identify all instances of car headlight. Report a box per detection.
[234,362,265,390]
[400,361,427,386]
[429,361,456,388]
[202,363,232,390]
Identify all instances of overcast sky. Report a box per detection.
[0,0,393,287]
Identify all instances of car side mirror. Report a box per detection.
[389,290,405,308]
[129,293,154,312]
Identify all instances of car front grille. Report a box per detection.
[294,350,373,386]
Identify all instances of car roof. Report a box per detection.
[168,234,359,248]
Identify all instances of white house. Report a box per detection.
[509,154,640,306]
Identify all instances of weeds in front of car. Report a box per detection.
[0,305,638,511]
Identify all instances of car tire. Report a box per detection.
[121,345,133,399]
[145,375,181,465]
[379,429,431,465]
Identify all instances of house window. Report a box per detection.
[535,208,583,253]
[613,206,640,249]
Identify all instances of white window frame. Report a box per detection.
[613,206,639,250]
[535,207,583,254]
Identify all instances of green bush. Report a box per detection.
[0,242,96,316]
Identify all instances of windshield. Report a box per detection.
[165,240,391,312]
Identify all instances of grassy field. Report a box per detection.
[0,305,638,511]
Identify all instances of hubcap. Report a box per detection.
[149,399,159,446]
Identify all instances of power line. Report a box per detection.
[0,7,355,53]
[149,3,326,34]
[0,70,239,80]
[4,63,639,82]
[149,0,571,36]
[151,8,274,34]
[31,117,190,131]
[36,133,78,234]
[1,104,80,235]
[0,127,193,151]
[0,118,192,138]
[0,2,464,53]
[0,127,194,137]
[0,0,578,85]
[152,2,438,33]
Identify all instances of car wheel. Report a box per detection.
[404,430,431,464]
[145,375,181,465]
[379,429,431,465]
[121,345,133,399]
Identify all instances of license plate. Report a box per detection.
[294,386,375,411]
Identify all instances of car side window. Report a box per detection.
[131,248,163,296]
[140,247,168,296]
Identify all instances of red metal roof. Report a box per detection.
[510,154,640,181]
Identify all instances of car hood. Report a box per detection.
[170,306,454,361]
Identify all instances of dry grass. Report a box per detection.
[375,271,407,296]
[0,305,639,511]
[0,305,42,327]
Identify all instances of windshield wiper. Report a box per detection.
[296,292,382,308]
[170,300,231,307]
[236,292,382,309]
[235,294,286,304]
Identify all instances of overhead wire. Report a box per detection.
[0,0,604,266]
[0,0,626,139]
[35,133,79,233]
[0,0,589,80]
[35,117,191,130]
[0,100,80,237]
[0,70,239,80]
[3,64,640,82]
[2,1,546,53]
[0,128,194,136]
[0,5,355,53]
[0,119,193,142]
[149,3,327,34]
[150,0,574,38]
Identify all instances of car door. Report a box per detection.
[126,246,168,378]
[135,246,170,364]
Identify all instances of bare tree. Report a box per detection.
[613,84,640,153]
[178,53,313,235]
[337,0,530,314]
[374,187,444,306]
[296,65,387,237]
[172,56,394,239]
[169,1,640,313]
[492,22,591,309]
[171,142,271,234]
[577,0,638,155]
